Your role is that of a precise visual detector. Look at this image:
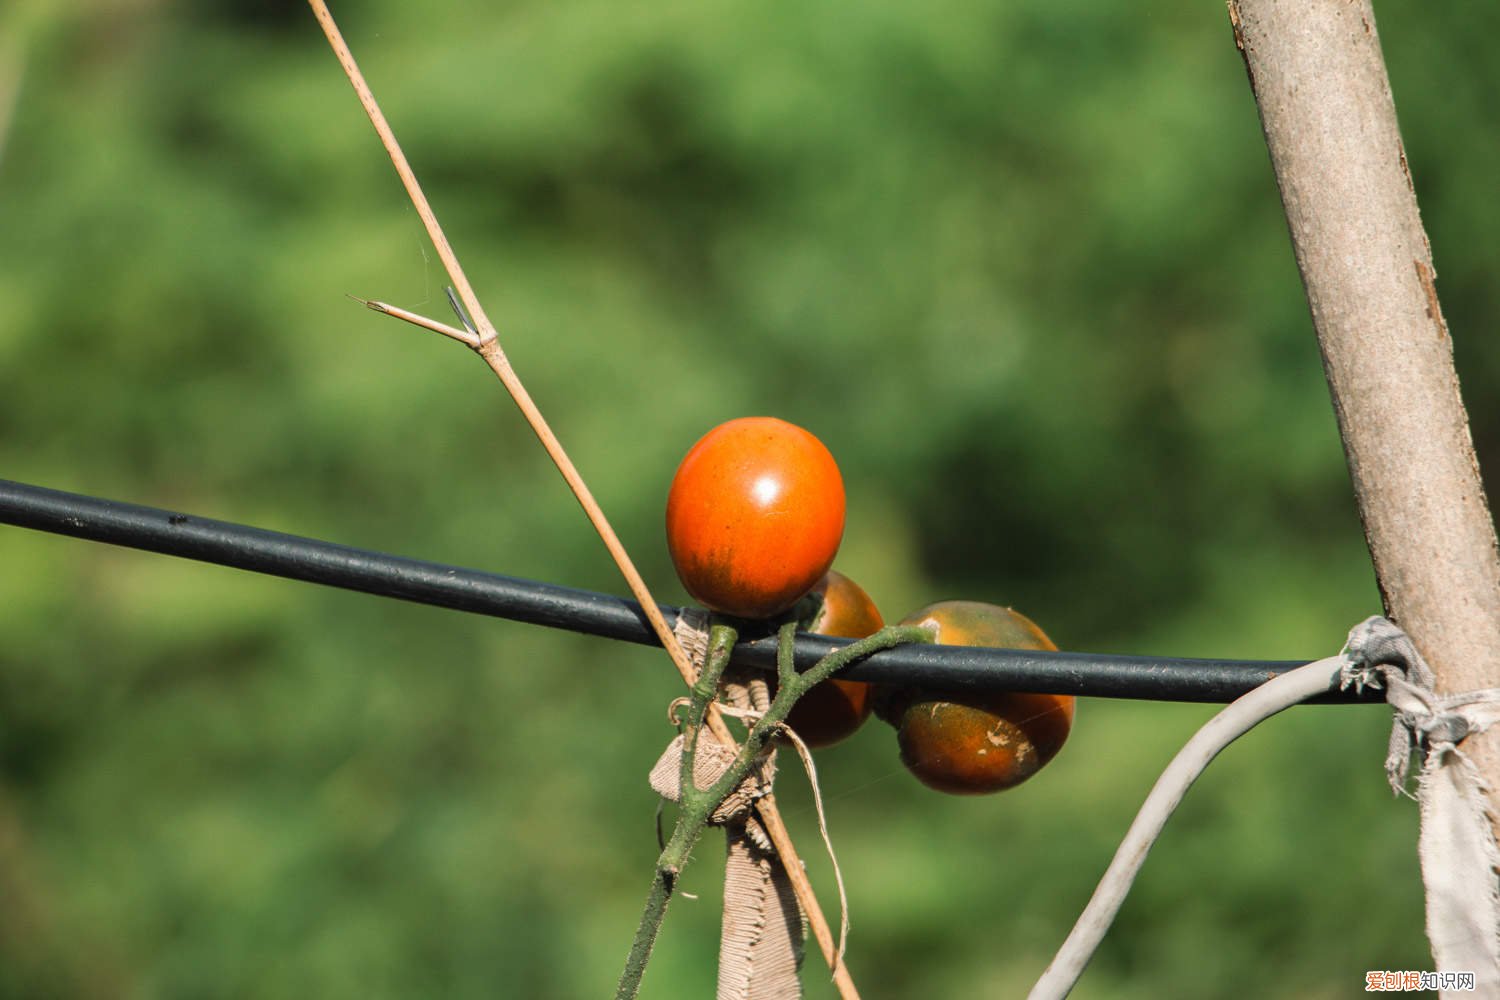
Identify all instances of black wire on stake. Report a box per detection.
[0,477,1378,704]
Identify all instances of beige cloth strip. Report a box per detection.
[654,609,806,999]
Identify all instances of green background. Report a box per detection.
[2,1,1495,996]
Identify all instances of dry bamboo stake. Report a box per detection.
[1228,0,1500,820]
[306,3,856,993]
[305,0,695,688]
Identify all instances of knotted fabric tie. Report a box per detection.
[648,609,805,1000]
[1341,616,1500,996]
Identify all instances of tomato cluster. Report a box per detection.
[665,417,1075,788]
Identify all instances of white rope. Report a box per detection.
[1032,616,1500,998]
[1027,652,1341,999]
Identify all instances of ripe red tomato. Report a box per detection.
[886,601,1074,795]
[784,571,883,748]
[666,417,845,619]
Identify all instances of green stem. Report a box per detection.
[679,623,737,800]
[701,623,935,826]
[776,618,799,688]
[617,622,736,1000]
[616,620,934,999]
[799,624,936,690]
[615,864,675,1000]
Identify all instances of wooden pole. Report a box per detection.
[1227,0,1500,816]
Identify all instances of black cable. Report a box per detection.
[0,478,1377,703]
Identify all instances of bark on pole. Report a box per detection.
[1226,1,1500,812]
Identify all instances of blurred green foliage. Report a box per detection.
[1,0,1495,996]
